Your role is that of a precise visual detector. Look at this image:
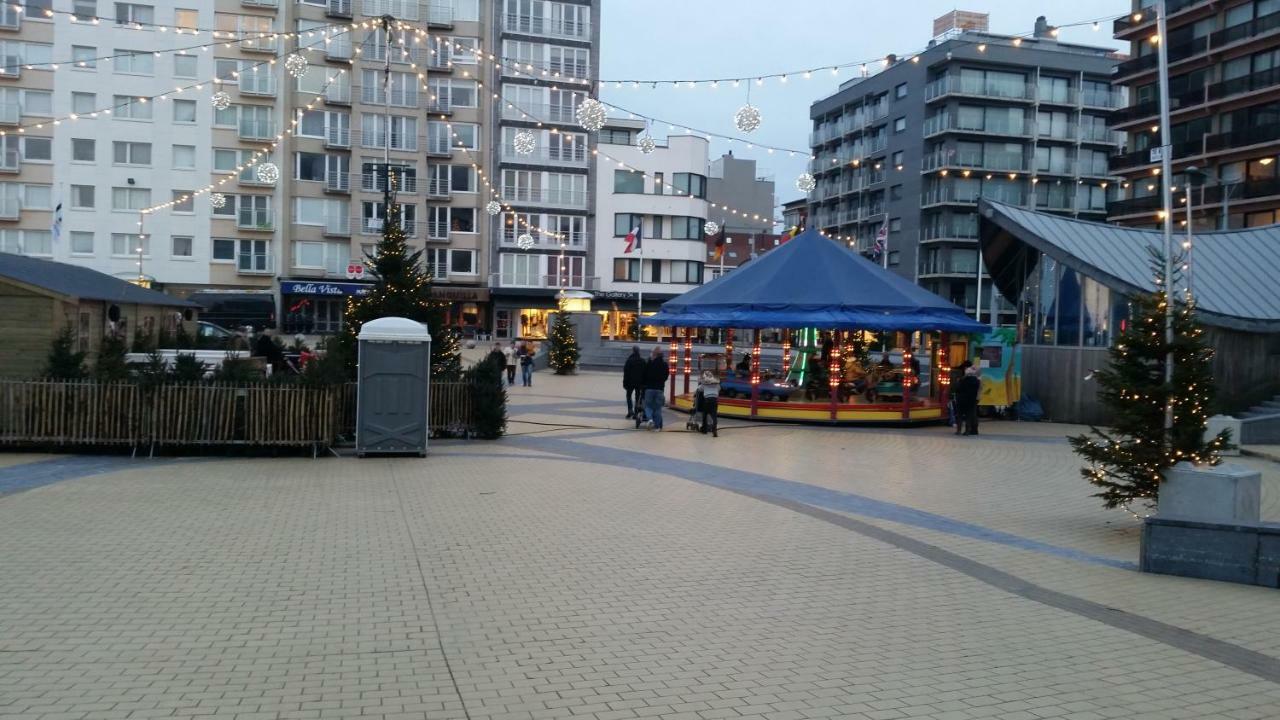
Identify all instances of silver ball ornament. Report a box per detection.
[211,91,232,111]
[485,200,501,216]
[703,221,719,236]
[734,104,762,133]
[512,129,536,156]
[255,162,280,185]
[637,133,656,154]
[210,193,227,209]
[516,233,535,250]
[795,172,817,193]
[284,53,309,79]
[575,98,607,132]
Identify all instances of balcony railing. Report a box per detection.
[241,35,279,54]
[1205,122,1280,153]
[1113,0,1205,34]
[1211,10,1280,49]
[238,117,275,140]
[500,144,589,166]
[501,102,577,124]
[322,215,350,236]
[0,149,18,172]
[1115,36,1208,78]
[428,3,452,26]
[324,172,350,193]
[425,177,449,197]
[1109,137,1206,171]
[921,219,979,242]
[921,150,1028,173]
[502,14,591,41]
[427,140,452,156]
[362,217,417,236]
[425,220,448,240]
[242,0,278,8]
[919,257,979,277]
[1107,195,1164,217]
[923,113,1033,137]
[238,167,276,186]
[925,75,1034,102]
[239,74,277,97]
[324,84,351,104]
[1081,90,1123,109]
[500,187,588,209]
[428,46,451,70]
[922,183,1025,207]
[500,231,586,249]
[326,0,352,17]
[360,172,418,194]
[0,197,19,219]
[1208,66,1280,103]
[325,126,350,148]
[0,101,17,125]
[1036,88,1077,106]
[325,34,353,61]
[1199,177,1280,204]
[488,274,599,291]
[236,252,274,275]
[1079,124,1117,144]
[237,209,275,231]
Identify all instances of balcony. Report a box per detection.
[428,3,453,27]
[236,252,274,275]
[324,172,350,193]
[361,217,417,236]
[240,35,279,54]
[0,197,19,219]
[1079,124,1118,144]
[925,75,1034,103]
[1113,86,1209,126]
[238,117,276,141]
[1109,137,1206,171]
[1114,36,1209,79]
[923,113,1033,138]
[922,150,1028,173]
[500,187,588,210]
[501,102,576,125]
[360,172,418,194]
[0,149,19,173]
[242,0,278,8]
[1107,194,1164,217]
[326,0,352,17]
[1113,0,1207,35]
[239,75,277,97]
[1210,10,1280,49]
[324,84,351,105]
[428,46,452,71]
[1199,177,1280,204]
[500,144,589,167]
[321,215,350,236]
[503,14,591,41]
[237,209,275,231]
[918,257,978,278]
[425,177,449,198]
[1036,89,1077,107]
[0,102,18,125]
[1081,90,1122,109]
[425,220,448,240]
[324,126,350,148]
[325,34,353,61]
[920,219,979,243]
[238,166,277,186]
[1205,123,1280,153]
[359,44,429,66]
[1208,66,1280,104]
[427,140,452,157]
[922,183,1025,208]
[426,98,452,115]
[489,273,599,291]
[499,231,586,249]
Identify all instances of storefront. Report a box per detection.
[592,290,678,341]
[431,287,490,337]
[279,280,371,335]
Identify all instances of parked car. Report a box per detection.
[197,321,234,344]
[188,292,276,331]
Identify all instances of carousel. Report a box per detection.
[641,228,989,424]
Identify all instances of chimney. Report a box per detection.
[886,53,897,65]
[1033,16,1051,38]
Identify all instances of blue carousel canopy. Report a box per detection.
[641,228,988,332]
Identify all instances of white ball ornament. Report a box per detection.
[575,98,607,132]
[485,200,501,216]
[512,129,536,156]
[210,193,227,209]
[516,233,535,250]
[284,53,309,79]
[211,91,232,111]
[704,221,720,236]
[795,172,817,193]
[255,162,280,185]
[734,104,762,133]
[637,133,656,155]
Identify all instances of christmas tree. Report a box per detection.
[1069,260,1233,511]
[43,326,87,380]
[339,200,460,379]
[547,297,580,375]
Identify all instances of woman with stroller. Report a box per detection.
[696,370,720,437]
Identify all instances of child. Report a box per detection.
[697,370,720,437]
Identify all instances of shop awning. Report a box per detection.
[641,228,987,332]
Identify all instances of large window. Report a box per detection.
[500,253,541,287]
[669,216,704,240]
[613,257,660,283]
[669,260,703,284]
[614,213,642,237]
[111,186,150,211]
[112,141,151,166]
[672,172,706,199]
[112,49,154,75]
[613,169,643,193]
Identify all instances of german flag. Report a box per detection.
[712,225,727,261]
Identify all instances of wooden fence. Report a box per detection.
[334,381,475,439]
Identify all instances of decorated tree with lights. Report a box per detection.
[1069,258,1232,511]
[339,202,460,379]
[547,297,580,375]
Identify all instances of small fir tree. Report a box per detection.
[547,297,580,375]
[1069,260,1232,511]
[43,326,88,380]
[338,201,460,379]
[465,354,507,439]
[94,331,131,382]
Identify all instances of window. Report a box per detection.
[451,207,475,233]
[359,114,417,150]
[889,184,903,201]
[672,173,707,199]
[72,0,96,22]
[111,232,148,256]
[212,238,235,261]
[112,141,151,166]
[449,249,475,275]
[614,169,644,193]
[612,258,659,283]
[364,70,420,107]
[297,110,325,138]
[113,95,152,120]
[887,250,900,267]
[214,59,239,84]
[449,165,474,193]
[213,148,254,173]
[172,145,195,169]
[115,2,154,25]
[895,82,909,99]
[499,253,541,286]
[547,215,585,245]
[670,216,703,240]
[2,230,52,256]
[70,185,94,209]
[72,92,96,115]
[70,231,93,254]
[72,46,96,69]
[71,138,95,162]
[174,8,197,29]
[651,215,664,239]
[889,218,902,233]
[21,137,50,161]
[295,152,326,181]
[894,117,907,133]
[430,121,478,150]
[614,213,643,237]
[111,186,150,211]
[891,150,904,167]
[652,172,664,194]
[173,54,197,78]
[113,49,154,75]
[172,99,196,123]
[670,260,703,284]
[172,235,193,257]
[293,241,349,275]
[171,191,193,213]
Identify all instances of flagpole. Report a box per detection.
[636,245,643,342]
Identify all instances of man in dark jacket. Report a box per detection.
[622,346,646,419]
[954,365,982,436]
[638,346,669,430]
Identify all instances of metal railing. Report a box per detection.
[237,209,275,230]
[241,35,279,54]
[501,101,578,124]
[923,113,1033,137]
[324,172,350,193]
[236,252,274,274]
[500,187,588,209]
[0,196,19,219]
[322,215,350,236]
[918,257,979,277]
[360,172,418,194]
[238,117,275,140]
[242,0,278,7]
[921,151,1027,173]
[0,149,18,172]
[325,34,353,60]
[426,220,448,240]
[239,74,277,97]
[325,126,350,148]
[0,102,18,125]
[925,76,1034,102]
[499,144,589,166]
[502,14,591,41]
[324,84,351,104]
[326,0,352,16]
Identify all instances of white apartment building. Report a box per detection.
[0,0,495,335]
[594,118,709,340]
[488,0,598,341]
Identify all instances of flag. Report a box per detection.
[51,193,63,244]
[779,225,798,244]
[712,225,726,261]
[872,222,888,257]
[623,225,642,254]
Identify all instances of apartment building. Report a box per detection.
[1108,0,1280,230]
[706,152,775,236]
[593,118,709,340]
[0,0,497,335]
[488,0,598,341]
[807,14,1122,324]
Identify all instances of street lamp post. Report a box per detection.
[1155,0,1176,436]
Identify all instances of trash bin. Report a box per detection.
[356,317,432,457]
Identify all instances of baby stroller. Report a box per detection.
[686,388,705,431]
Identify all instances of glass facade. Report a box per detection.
[1018,250,1131,347]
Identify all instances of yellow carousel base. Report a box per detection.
[672,394,945,425]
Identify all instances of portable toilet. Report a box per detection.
[356,317,432,457]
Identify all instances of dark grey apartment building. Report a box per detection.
[807,15,1122,323]
[1108,0,1280,229]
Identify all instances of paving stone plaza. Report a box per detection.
[2,371,1279,720]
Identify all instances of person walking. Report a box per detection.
[622,346,646,420]
[518,342,535,387]
[639,346,668,430]
[955,365,982,436]
[502,341,517,386]
[697,370,720,437]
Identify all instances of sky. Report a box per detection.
[598,0,1128,219]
